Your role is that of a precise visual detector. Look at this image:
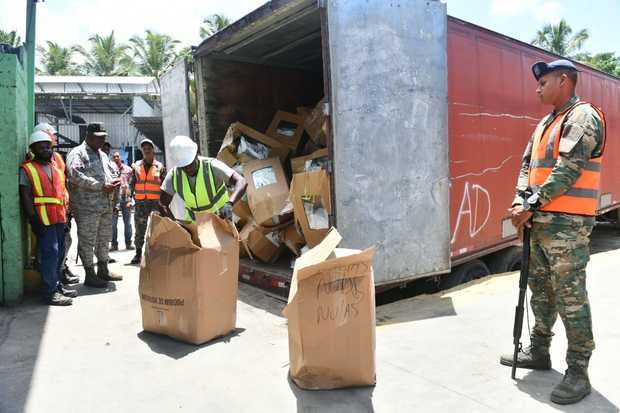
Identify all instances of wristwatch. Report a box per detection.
[523,194,542,212]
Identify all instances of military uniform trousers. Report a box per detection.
[528,219,595,371]
[134,200,159,251]
[73,208,113,267]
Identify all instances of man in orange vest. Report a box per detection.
[19,131,78,305]
[32,123,80,285]
[129,138,165,264]
[500,60,605,405]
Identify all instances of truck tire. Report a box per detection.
[440,259,490,290]
[487,247,522,274]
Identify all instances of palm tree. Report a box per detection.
[0,29,21,47]
[77,31,135,76]
[36,41,81,75]
[200,14,231,39]
[531,19,589,57]
[575,52,620,78]
[130,30,180,85]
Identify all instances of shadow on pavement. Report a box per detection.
[237,283,286,318]
[516,369,619,412]
[376,294,456,325]
[137,327,246,360]
[0,297,49,413]
[74,282,117,296]
[288,375,375,413]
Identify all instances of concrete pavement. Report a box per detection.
[1,224,619,413]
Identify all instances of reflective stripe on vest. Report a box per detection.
[528,101,606,216]
[22,161,67,225]
[172,159,229,222]
[134,161,162,201]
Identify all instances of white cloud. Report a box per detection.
[490,0,563,23]
[1,0,266,48]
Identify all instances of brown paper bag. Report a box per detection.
[139,213,239,345]
[283,229,376,390]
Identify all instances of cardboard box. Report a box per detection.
[289,170,332,247]
[266,111,305,151]
[290,148,329,174]
[304,98,329,146]
[217,122,290,166]
[283,229,376,390]
[239,221,283,263]
[139,213,239,345]
[232,198,253,228]
[244,157,294,228]
[281,224,305,256]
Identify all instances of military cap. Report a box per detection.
[86,122,108,137]
[532,59,580,81]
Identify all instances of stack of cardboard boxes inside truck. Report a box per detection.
[217,98,332,266]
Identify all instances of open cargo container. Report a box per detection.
[193,0,620,295]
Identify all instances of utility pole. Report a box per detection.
[25,0,42,133]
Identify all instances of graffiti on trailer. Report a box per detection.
[451,181,491,244]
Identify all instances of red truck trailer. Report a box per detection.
[192,0,620,295]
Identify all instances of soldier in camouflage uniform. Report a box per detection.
[129,138,165,265]
[500,60,605,405]
[66,123,123,288]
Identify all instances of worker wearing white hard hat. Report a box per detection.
[30,125,79,285]
[18,131,76,305]
[159,135,247,223]
[127,137,166,264]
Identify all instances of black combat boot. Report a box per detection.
[500,345,551,370]
[58,286,78,298]
[550,367,591,404]
[84,266,108,288]
[129,248,142,265]
[62,265,80,285]
[97,261,123,281]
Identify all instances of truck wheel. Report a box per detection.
[487,247,522,274]
[440,259,490,290]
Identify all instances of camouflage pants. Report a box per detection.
[528,219,595,371]
[134,200,159,251]
[73,208,113,267]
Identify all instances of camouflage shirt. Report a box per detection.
[66,141,115,212]
[513,96,605,223]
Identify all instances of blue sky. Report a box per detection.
[447,0,620,55]
[1,0,618,56]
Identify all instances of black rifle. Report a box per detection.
[512,225,531,379]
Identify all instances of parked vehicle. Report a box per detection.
[192,0,620,294]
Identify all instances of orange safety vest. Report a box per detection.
[134,160,162,201]
[21,160,67,225]
[528,101,606,216]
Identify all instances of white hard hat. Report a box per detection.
[169,135,198,167]
[30,130,53,145]
[34,122,57,134]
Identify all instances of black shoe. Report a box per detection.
[58,287,78,298]
[84,266,109,288]
[126,244,135,251]
[97,261,123,281]
[110,244,119,251]
[500,345,551,370]
[551,368,591,405]
[129,248,142,265]
[45,292,73,306]
[62,271,80,285]
[64,264,78,278]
